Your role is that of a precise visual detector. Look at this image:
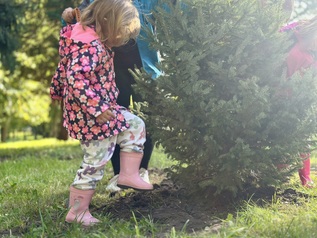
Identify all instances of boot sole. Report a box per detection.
[117,184,154,191]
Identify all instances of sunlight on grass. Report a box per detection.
[0,138,79,149]
[0,138,175,169]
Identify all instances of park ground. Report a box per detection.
[1,138,317,237]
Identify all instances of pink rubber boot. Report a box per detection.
[298,156,313,187]
[117,152,154,191]
[65,186,100,226]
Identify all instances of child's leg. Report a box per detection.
[138,134,154,183]
[110,144,121,175]
[140,133,154,170]
[110,135,153,173]
[73,137,117,189]
[106,145,122,193]
[66,136,116,226]
[106,138,153,192]
[65,187,99,226]
[298,153,313,187]
[116,110,153,191]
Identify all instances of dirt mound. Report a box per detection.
[96,169,309,236]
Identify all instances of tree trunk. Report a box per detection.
[56,100,68,141]
[57,119,68,140]
[1,119,10,142]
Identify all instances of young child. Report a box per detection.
[50,0,153,226]
[282,16,317,188]
[61,0,162,193]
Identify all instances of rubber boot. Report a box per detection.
[298,156,313,187]
[65,186,100,226]
[117,151,153,191]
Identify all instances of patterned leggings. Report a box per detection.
[72,110,146,190]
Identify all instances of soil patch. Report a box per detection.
[95,168,311,236]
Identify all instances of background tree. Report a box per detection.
[0,0,23,71]
[14,0,79,140]
[133,0,317,196]
[0,0,24,141]
[0,0,78,142]
[43,0,80,140]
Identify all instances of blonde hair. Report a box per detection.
[80,0,140,47]
[296,16,317,51]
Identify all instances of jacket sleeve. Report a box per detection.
[50,27,70,100]
[50,58,67,100]
[68,47,111,118]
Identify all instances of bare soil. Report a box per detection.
[95,168,312,237]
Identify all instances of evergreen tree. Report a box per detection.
[0,0,76,141]
[0,0,23,71]
[133,0,317,196]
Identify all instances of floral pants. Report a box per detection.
[72,110,146,190]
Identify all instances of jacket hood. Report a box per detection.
[58,23,99,59]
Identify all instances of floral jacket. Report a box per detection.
[50,24,129,141]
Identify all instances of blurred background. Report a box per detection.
[0,0,316,144]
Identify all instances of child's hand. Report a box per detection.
[96,109,115,124]
[62,7,75,24]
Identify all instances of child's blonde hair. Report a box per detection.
[80,0,140,47]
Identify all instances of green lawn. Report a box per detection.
[1,138,317,237]
[0,138,176,237]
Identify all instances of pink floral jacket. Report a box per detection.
[50,24,129,141]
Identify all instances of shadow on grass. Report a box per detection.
[0,144,82,162]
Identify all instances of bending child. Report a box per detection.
[50,0,153,226]
[61,0,162,193]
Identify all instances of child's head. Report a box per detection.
[80,0,140,47]
[296,16,317,51]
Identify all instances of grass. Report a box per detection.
[212,195,317,237]
[0,138,174,237]
[1,138,317,237]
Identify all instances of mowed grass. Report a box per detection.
[0,138,175,237]
[1,138,317,237]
